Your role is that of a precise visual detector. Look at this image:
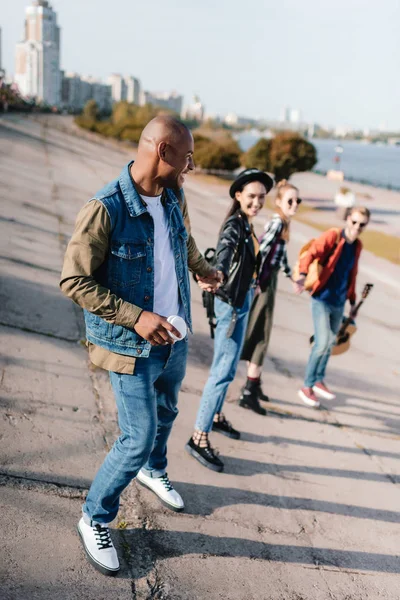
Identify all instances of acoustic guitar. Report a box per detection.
[309,283,373,356]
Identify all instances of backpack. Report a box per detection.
[292,228,341,291]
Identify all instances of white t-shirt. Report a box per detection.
[141,194,183,319]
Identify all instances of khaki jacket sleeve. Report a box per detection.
[60,200,143,328]
[180,191,215,277]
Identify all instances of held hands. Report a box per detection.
[292,275,306,295]
[196,269,224,293]
[134,311,181,346]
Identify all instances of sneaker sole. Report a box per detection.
[77,524,120,577]
[298,390,320,408]
[211,424,240,440]
[313,387,336,401]
[136,477,184,513]
[239,398,267,416]
[184,443,224,472]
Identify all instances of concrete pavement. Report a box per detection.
[1,114,399,600]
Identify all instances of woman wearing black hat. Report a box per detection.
[185,169,274,472]
[239,179,301,410]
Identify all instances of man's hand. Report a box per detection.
[293,275,306,295]
[134,311,181,346]
[196,269,224,293]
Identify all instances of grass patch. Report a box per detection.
[297,215,400,265]
[265,195,400,265]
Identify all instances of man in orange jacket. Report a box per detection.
[294,206,370,407]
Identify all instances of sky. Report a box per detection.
[1,0,400,130]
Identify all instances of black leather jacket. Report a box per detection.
[215,210,259,308]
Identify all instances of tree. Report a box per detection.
[193,132,242,171]
[134,104,162,127]
[107,102,162,138]
[111,101,136,124]
[119,127,143,143]
[268,132,317,182]
[243,138,272,171]
[194,140,241,171]
[244,133,317,181]
[193,133,211,145]
[82,99,99,121]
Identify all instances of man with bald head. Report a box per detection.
[61,116,221,575]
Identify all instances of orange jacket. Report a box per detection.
[299,228,362,304]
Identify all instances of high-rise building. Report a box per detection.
[61,72,112,113]
[289,108,301,123]
[182,95,205,121]
[61,71,84,110]
[124,76,141,105]
[140,90,183,114]
[108,73,127,103]
[108,73,141,105]
[15,1,61,105]
[81,75,112,112]
[280,106,291,122]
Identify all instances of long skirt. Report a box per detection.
[240,270,278,367]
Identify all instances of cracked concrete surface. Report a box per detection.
[0,114,399,599]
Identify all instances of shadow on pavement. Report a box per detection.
[217,455,399,483]
[174,481,400,523]
[118,527,400,578]
[239,432,400,461]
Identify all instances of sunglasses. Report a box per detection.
[351,220,367,228]
[287,198,302,206]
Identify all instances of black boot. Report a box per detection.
[212,413,240,439]
[185,437,224,472]
[256,381,270,403]
[239,380,267,416]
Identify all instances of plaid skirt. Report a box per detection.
[240,269,278,366]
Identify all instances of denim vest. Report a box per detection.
[84,162,192,358]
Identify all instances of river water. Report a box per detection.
[237,133,400,190]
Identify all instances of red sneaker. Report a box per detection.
[313,381,336,401]
[298,387,320,408]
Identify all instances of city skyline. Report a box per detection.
[3,1,185,115]
[1,0,400,130]
[14,0,61,105]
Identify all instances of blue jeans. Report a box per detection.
[304,297,344,388]
[83,339,188,524]
[195,289,253,432]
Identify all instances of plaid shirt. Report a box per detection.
[259,213,291,278]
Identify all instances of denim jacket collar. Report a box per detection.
[119,161,180,218]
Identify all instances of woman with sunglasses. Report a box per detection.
[295,206,370,407]
[239,179,301,413]
[185,168,273,472]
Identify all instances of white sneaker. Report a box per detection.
[298,387,321,408]
[136,470,184,512]
[313,381,336,401]
[77,517,120,576]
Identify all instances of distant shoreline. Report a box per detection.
[312,168,400,192]
[237,133,400,192]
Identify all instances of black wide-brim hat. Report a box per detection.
[229,168,274,199]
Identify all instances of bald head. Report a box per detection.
[133,115,194,190]
[139,116,192,151]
